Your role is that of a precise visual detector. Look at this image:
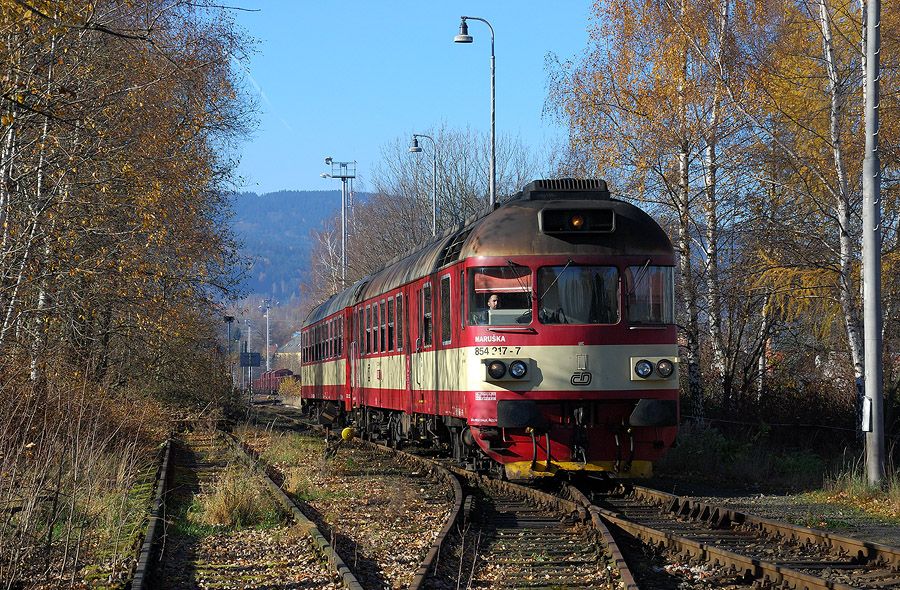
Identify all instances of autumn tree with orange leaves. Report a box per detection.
[552,0,900,433]
[0,1,252,584]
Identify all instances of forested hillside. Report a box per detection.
[231,190,349,301]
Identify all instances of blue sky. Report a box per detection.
[231,2,592,194]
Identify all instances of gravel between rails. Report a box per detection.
[237,425,456,589]
[156,428,342,589]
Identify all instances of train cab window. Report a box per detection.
[357,308,363,354]
[468,264,533,325]
[422,283,433,347]
[380,300,386,352]
[625,265,675,324]
[387,299,395,351]
[396,295,403,351]
[440,275,452,345]
[365,306,372,355]
[460,270,465,330]
[538,265,619,324]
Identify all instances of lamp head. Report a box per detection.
[409,136,423,153]
[320,173,329,178]
[454,18,473,43]
[324,156,333,165]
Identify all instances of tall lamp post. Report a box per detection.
[454,16,496,209]
[259,299,274,371]
[321,158,356,285]
[409,134,438,236]
[224,315,234,387]
[245,319,252,399]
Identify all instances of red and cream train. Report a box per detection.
[299,179,679,480]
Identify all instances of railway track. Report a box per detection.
[566,483,900,590]
[242,406,462,589]
[254,403,634,589]
[429,471,623,589]
[137,426,348,589]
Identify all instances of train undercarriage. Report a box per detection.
[300,398,674,482]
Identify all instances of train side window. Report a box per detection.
[387,298,395,351]
[380,300,387,352]
[365,305,372,355]
[373,303,380,353]
[440,275,451,345]
[327,320,332,359]
[339,317,343,355]
[396,295,403,351]
[423,282,433,347]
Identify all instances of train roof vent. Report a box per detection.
[520,178,610,201]
[437,228,473,268]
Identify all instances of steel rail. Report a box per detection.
[594,504,860,590]
[355,440,465,589]
[222,432,364,590]
[131,439,171,590]
[256,405,640,588]
[563,484,641,590]
[631,485,900,570]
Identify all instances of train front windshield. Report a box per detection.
[537,266,619,324]
[625,265,675,324]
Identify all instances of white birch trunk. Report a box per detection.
[819,0,865,379]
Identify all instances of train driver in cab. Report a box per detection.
[473,293,500,324]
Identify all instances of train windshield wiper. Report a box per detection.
[506,259,532,307]
[626,258,651,299]
[539,258,573,302]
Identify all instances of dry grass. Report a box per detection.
[195,466,284,528]
[0,362,169,587]
[807,464,900,521]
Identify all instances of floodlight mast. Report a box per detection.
[321,160,357,285]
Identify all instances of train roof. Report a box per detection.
[303,179,673,327]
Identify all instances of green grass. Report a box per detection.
[260,433,324,465]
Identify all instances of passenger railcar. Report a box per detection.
[300,179,679,480]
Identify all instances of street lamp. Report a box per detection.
[258,299,275,371]
[321,158,356,285]
[245,318,252,400]
[454,16,496,209]
[224,315,235,388]
[409,134,438,236]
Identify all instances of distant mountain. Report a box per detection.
[230,190,355,301]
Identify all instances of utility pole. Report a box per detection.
[862,0,885,485]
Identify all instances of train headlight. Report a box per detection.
[569,214,585,229]
[656,359,674,378]
[487,360,507,379]
[509,360,528,379]
[634,359,653,379]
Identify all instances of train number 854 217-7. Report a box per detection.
[474,346,521,356]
